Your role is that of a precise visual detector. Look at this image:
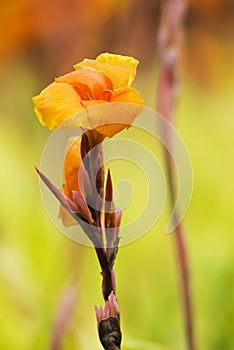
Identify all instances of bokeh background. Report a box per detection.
[0,0,234,349]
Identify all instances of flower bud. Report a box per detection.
[95,292,121,350]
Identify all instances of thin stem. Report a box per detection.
[164,146,195,350]
[156,1,196,349]
[162,76,196,350]
[174,221,194,350]
[95,247,115,301]
[81,132,116,302]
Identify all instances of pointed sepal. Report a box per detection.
[72,191,93,224]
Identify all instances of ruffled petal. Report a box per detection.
[97,53,139,88]
[56,69,113,101]
[111,87,144,105]
[33,82,83,129]
[33,53,144,135]
[74,99,144,138]
[74,53,139,89]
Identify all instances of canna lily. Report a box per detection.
[32,53,144,137]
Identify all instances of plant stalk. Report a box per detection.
[156,1,195,349]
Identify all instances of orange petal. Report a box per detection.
[77,98,144,138]
[74,53,139,89]
[64,138,82,196]
[111,87,144,105]
[65,167,80,197]
[54,88,144,137]
[80,99,109,109]
[32,82,84,130]
[56,69,113,101]
[58,204,78,226]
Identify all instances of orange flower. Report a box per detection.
[32,53,144,137]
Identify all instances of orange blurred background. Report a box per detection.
[1,0,233,82]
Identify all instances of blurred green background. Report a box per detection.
[0,0,234,349]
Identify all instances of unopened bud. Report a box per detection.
[95,292,121,350]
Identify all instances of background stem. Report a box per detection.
[164,145,195,350]
[156,1,195,349]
